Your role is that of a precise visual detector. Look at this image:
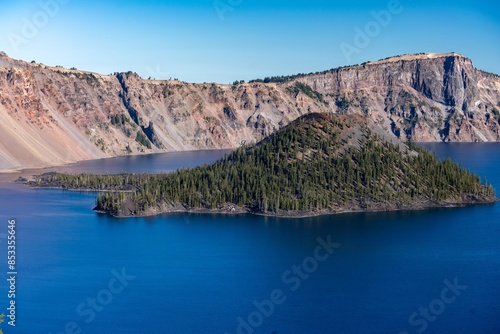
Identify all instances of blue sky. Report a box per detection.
[0,0,499,83]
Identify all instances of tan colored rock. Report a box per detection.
[0,51,499,171]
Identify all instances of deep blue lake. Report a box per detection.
[0,144,499,334]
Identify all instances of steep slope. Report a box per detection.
[30,113,496,218]
[298,53,500,142]
[1,52,499,171]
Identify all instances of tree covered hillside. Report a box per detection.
[31,113,496,217]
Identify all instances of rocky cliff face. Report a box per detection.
[0,51,499,170]
[301,53,500,142]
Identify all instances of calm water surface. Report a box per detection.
[0,144,499,334]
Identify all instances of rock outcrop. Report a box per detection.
[1,51,499,170]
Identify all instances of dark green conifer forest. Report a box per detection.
[31,113,496,217]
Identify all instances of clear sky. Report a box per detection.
[0,0,499,83]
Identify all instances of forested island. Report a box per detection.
[29,113,497,217]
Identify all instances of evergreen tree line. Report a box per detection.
[32,115,496,216]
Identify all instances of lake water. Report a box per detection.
[0,144,499,334]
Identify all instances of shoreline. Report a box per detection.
[0,148,235,176]
[98,197,498,219]
[14,182,498,220]
[3,142,500,177]
[0,148,233,184]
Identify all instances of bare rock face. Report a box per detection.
[301,53,500,142]
[0,52,499,170]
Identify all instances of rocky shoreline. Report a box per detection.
[21,170,498,219]
[94,195,498,219]
[21,168,497,219]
